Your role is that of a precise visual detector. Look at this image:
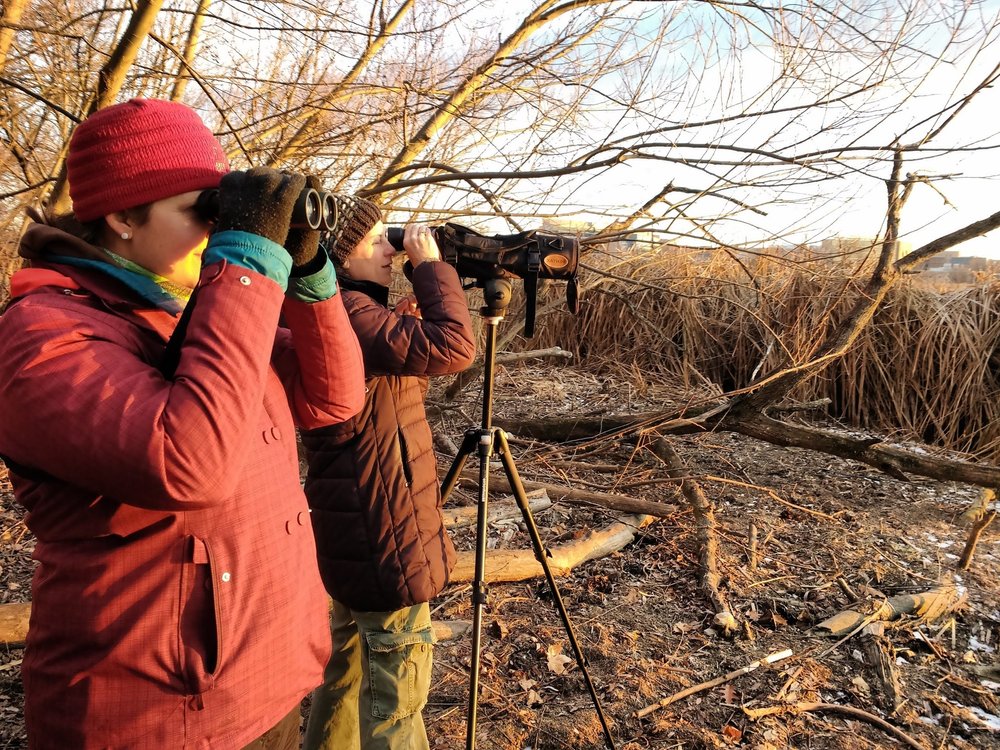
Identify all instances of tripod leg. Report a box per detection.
[495,429,618,750]
[465,429,494,750]
[440,428,478,503]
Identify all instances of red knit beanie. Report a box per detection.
[67,98,230,222]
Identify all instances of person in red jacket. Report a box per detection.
[0,99,365,749]
[301,197,476,750]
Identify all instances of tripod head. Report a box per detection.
[479,277,513,319]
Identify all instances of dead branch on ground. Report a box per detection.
[449,513,655,583]
[649,436,738,636]
[494,408,1000,489]
[815,584,966,637]
[455,471,681,518]
[635,648,792,718]
[743,701,928,750]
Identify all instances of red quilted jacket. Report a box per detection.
[0,224,365,748]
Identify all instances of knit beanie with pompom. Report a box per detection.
[67,98,230,222]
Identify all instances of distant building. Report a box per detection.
[914,250,987,274]
[817,236,912,261]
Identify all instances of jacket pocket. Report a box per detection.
[178,535,222,700]
[364,625,435,720]
[397,428,413,487]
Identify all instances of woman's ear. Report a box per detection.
[104,211,135,250]
[104,211,134,240]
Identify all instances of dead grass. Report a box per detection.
[521,248,1000,459]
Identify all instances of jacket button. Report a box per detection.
[297,511,309,526]
[221,572,232,583]
[270,427,281,441]
[239,275,252,286]
[285,520,294,535]
[262,430,271,444]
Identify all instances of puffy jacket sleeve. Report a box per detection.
[0,260,338,511]
[273,291,365,429]
[347,261,476,377]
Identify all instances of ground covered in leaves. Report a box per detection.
[1,365,999,749]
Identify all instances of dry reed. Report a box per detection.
[519,247,1000,459]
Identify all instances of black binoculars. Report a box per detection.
[194,188,338,231]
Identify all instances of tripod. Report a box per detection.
[440,277,617,750]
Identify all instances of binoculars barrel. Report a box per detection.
[385,226,409,253]
[195,188,338,231]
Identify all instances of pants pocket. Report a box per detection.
[364,625,434,721]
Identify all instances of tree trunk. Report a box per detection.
[47,0,167,212]
[169,0,211,102]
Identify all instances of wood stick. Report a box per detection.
[741,702,927,749]
[456,471,680,518]
[635,648,792,718]
[958,509,996,570]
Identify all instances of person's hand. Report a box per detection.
[216,167,306,247]
[285,174,323,276]
[393,294,422,318]
[402,224,441,267]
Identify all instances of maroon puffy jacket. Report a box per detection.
[302,261,475,611]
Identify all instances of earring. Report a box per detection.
[120,232,130,240]
[342,258,350,269]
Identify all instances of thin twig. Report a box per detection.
[635,649,792,718]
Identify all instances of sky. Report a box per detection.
[480,1,1000,259]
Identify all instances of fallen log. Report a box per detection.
[457,470,680,519]
[0,601,29,646]
[442,489,551,529]
[494,408,1000,488]
[449,513,655,583]
[815,585,966,637]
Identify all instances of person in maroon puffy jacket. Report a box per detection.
[301,196,476,750]
[0,99,365,749]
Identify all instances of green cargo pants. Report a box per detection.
[303,600,435,750]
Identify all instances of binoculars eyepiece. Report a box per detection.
[194,188,338,231]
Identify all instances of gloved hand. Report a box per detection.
[286,174,324,277]
[216,167,306,247]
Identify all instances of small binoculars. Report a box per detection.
[194,188,338,231]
